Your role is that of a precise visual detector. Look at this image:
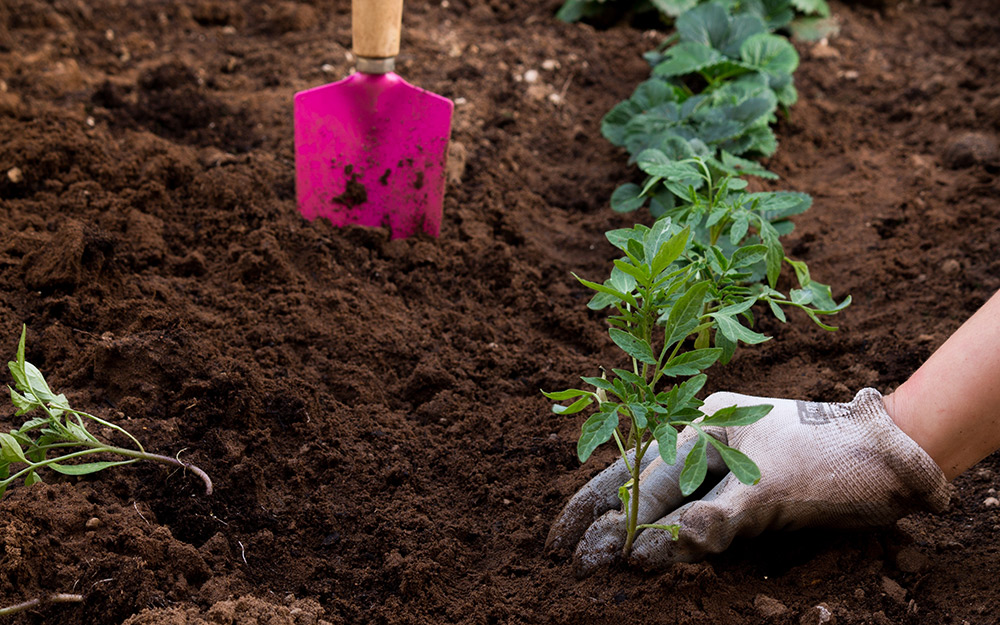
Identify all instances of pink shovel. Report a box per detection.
[294,0,454,239]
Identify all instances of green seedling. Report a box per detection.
[1,326,212,498]
[544,214,847,558]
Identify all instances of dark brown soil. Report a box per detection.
[1,0,999,623]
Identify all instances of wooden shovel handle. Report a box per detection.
[353,0,403,59]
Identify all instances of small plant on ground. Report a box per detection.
[1,325,212,498]
[543,185,847,556]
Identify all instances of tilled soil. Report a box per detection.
[1,0,999,623]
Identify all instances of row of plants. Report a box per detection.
[544,0,848,558]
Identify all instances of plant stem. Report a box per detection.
[0,593,84,616]
[623,438,643,558]
[1,444,213,495]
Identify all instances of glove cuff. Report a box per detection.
[853,387,951,514]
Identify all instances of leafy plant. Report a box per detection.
[2,326,212,498]
[544,187,847,557]
[556,0,828,27]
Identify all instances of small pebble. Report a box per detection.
[941,258,961,274]
[523,69,539,83]
[983,496,999,508]
[541,59,559,70]
[800,603,835,625]
[754,594,788,618]
[7,167,23,183]
[882,577,907,605]
[942,131,998,169]
[86,517,101,529]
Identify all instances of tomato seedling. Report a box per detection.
[545,210,847,558]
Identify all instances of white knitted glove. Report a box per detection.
[546,388,950,576]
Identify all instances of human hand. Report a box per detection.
[546,388,949,576]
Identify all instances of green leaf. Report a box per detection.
[605,228,646,254]
[541,389,591,401]
[679,434,708,496]
[0,432,28,464]
[790,0,830,18]
[715,295,759,317]
[553,396,593,416]
[740,32,799,77]
[9,386,38,416]
[653,42,725,78]
[50,460,136,475]
[759,219,783,288]
[675,374,707,408]
[650,226,690,277]
[662,280,711,347]
[731,245,767,269]
[653,423,678,464]
[609,329,658,365]
[613,259,651,287]
[768,299,787,322]
[660,348,723,377]
[706,438,761,485]
[581,376,616,393]
[24,471,42,486]
[702,403,773,427]
[628,403,649,429]
[574,274,639,309]
[611,183,647,213]
[578,410,620,463]
[712,313,771,345]
[22,362,59,403]
[612,368,649,392]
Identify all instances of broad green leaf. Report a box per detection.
[9,387,38,416]
[608,265,637,295]
[611,183,647,213]
[23,362,58,403]
[612,368,649,391]
[541,389,590,401]
[587,291,618,311]
[740,32,799,77]
[653,42,725,78]
[758,219,783,288]
[613,259,651,287]
[679,434,708,496]
[650,0,698,18]
[675,374,707,408]
[790,0,830,17]
[553,396,593,416]
[715,295,759,317]
[702,403,773,427]
[50,460,136,475]
[0,433,28,464]
[662,280,711,347]
[660,348,723,377]
[581,376,616,393]
[24,471,42,486]
[712,313,771,345]
[605,228,645,254]
[578,410,620,463]
[644,217,675,269]
[628,403,649,429]
[768,299,787,322]
[609,329,658,365]
[706,438,761,485]
[653,423,678,464]
[574,274,639,309]
[731,245,767,269]
[650,227,690,277]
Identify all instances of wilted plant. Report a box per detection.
[2,325,212,498]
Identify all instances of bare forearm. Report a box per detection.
[884,290,1000,480]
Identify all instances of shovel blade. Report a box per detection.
[294,72,454,239]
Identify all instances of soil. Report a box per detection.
[1,0,999,623]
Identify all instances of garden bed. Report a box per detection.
[1,0,999,623]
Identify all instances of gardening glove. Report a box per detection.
[546,388,950,576]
